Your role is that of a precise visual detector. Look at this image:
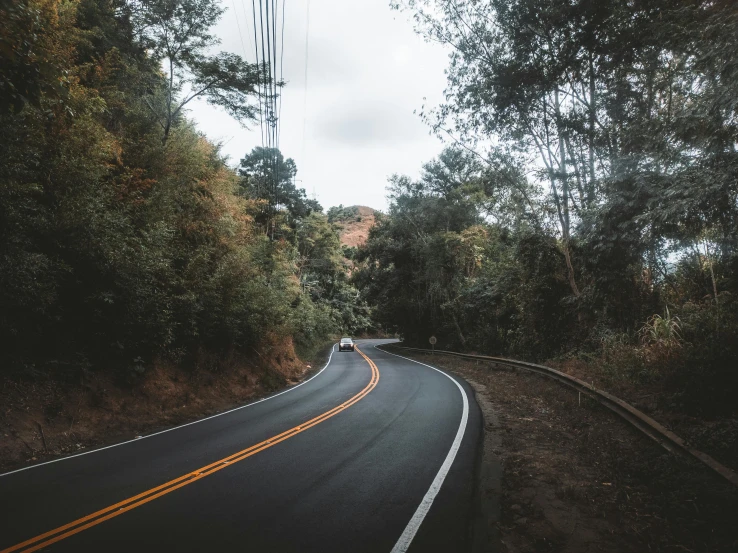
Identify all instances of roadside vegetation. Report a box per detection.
[402,351,738,553]
[2,0,736,487]
[0,0,371,382]
[355,0,738,426]
[0,0,373,465]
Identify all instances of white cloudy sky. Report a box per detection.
[187,0,450,210]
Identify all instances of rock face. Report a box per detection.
[332,205,377,248]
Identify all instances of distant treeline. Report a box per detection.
[0,0,370,378]
[356,0,738,414]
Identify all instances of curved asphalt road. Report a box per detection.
[0,340,482,553]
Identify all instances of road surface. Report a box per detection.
[0,340,483,553]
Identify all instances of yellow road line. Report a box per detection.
[2,346,380,553]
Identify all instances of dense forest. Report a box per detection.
[2,0,737,417]
[2,3,736,549]
[0,0,370,380]
[356,0,738,414]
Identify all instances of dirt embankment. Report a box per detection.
[403,352,738,553]
[336,205,376,248]
[0,338,331,474]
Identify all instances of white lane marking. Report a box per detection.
[377,345,470,553]
[0,345,338,477]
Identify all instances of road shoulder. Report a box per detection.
[467,379,503,553]
[401,352,738,553]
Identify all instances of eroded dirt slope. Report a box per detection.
[336,205,377,248]
[0,338,327,473]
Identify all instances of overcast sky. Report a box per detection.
[187,0,450,211]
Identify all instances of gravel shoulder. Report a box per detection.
[404,352,738,553]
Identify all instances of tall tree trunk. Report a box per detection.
[562,242,580,297]
[554,89,581,297]
[547,169,581,298]
[450,311,467,347]
[163,56,174,145]
[704,241,719,305]
[588,52,596,206]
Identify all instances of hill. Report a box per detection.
[327,205,378,248]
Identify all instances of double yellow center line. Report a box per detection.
[3,346,380,553]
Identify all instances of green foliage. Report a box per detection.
[0,0,70,113]
[134,0,262,144]
[668,294,738,414]
[639,308,683,349]
[327,204,359,224]
[0,0,360,378]
[358,137,738,409]
[237,146,321,231]
[295,212,372,335]
[368,0,738,413]
[341,245,358,260]
[356,147,549,352]
[395,0,738,297]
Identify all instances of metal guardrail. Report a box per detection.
[379,344,738,488]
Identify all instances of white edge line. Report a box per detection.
[0,345,338,478]
[376,344,470,553]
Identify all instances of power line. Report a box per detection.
[266,0,276,200]
[264,0,272,142]
[251,0,266,153]
[231,0,249,60]
[257,0,269,154]
[232,0,261,168]
[238,0,254,61]
[277,0,286,153]
[250,0,286,230]
[301,0,310,175]
[271,0,282,214]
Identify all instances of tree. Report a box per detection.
[0,0,347,377]
[134,0,262,144]
[393,0,738,298]
[0,0,69,113]
[356,148,495,346]
[238,147,321,232]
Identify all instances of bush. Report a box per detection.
[668,294,738,415]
